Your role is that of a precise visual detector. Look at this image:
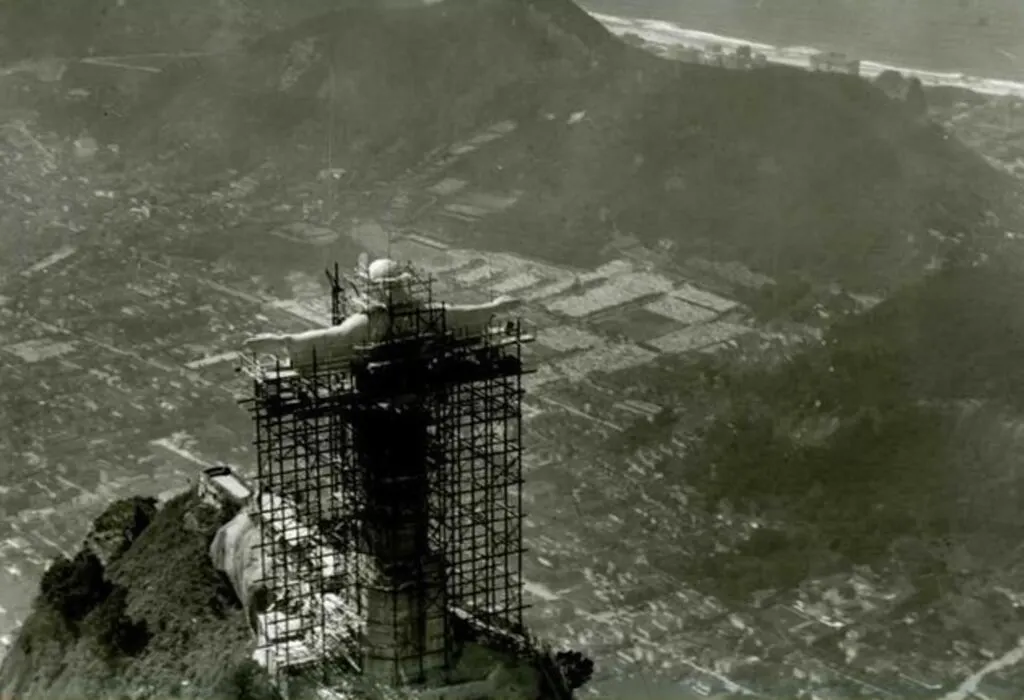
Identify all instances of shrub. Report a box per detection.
[39,552,112,624]
[91,585,151,662]
[905,76,928,117]
[93,496,160,555]
[554,650,594,690]
[217,660,279,700]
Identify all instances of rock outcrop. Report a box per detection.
[85,496,158,568]
[0,493,252,700]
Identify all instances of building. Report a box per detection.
[809,51,861,76]
[197,464,252,511]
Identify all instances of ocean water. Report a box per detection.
[581,0,1024,82]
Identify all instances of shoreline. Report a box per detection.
[590,10,1024,100]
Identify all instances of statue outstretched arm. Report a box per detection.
[436,295,523,332]
[241,333,289,355]
[241,313,373,373]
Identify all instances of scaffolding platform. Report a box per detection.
[240,261,535,690]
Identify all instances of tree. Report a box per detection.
[554,650,594,690]
[904,77,927,117]
[39,552,111,625]
[91,585,151,662]
[217,660,279,700]
[873,69,905,97]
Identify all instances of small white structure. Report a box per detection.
[810,51,860,76]
[197,464,252,511]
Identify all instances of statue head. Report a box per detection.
[358,257,414,307]
[367,258,403,283]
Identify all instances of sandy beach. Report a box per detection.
[591,10,1024,100]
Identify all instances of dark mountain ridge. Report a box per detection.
[38,0,1021,292]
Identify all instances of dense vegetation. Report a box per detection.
[38,552,111,627]
[0,494,254,700]
[666,256,1024,601]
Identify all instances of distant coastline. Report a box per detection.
[587,8,1024,100]
[582,0,1024,83]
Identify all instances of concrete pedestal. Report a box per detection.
[362,554,448,685]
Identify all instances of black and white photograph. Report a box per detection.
[1,1,1024,698]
